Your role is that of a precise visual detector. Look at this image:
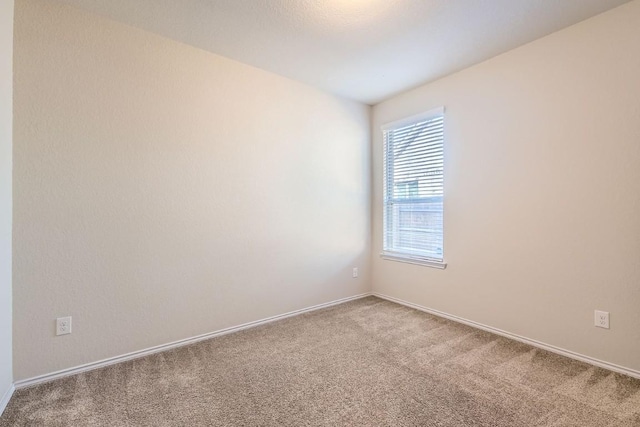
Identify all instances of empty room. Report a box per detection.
[1,0,640,425]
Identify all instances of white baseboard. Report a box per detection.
[373,292,640,380]
[14,292,372,390]
[0,383,14,417]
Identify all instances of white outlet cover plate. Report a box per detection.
[56,316,72,335]
[594,310,610,329]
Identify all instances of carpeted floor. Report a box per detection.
[2,296,640,426]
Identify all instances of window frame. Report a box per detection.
[380,107,447,269]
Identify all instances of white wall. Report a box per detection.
[0,0,14,409]
[13,0,371,380]
[372,1,640,372]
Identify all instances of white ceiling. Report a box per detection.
[57,0,630,105]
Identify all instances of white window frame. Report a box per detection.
[381,107,447,269]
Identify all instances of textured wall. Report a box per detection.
[13,0,370,380]
[372,1,640,371]
[0,0,14,403]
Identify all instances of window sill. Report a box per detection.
[380,252,447,269]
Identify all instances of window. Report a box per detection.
[382,107,446,268]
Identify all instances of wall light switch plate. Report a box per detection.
[352,267,358,278]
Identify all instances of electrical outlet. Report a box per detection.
[352,267,358,278]
[594,310,609,329]
[56,316,72,336]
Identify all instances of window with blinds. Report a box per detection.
[382,107,445,266]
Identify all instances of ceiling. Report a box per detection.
[56,0,631,105]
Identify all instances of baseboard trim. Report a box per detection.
[14,292,372,390]
[373,292,640,380]
[0,384,14,417]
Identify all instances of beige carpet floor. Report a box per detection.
[2,296,640,426]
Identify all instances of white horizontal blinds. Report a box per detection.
[383,109,444,261]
